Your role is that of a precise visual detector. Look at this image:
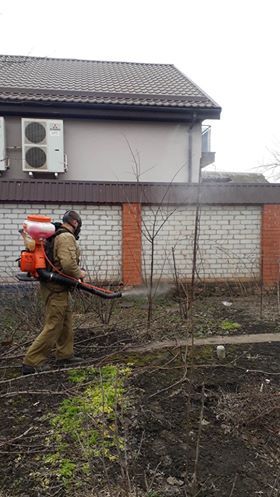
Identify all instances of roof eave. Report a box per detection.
[0,99,221,122]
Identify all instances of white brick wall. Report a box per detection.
[0,203,262,283]
[0,204,121,281]
[142,205,261,280]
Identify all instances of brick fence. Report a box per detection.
[0,201,273,286]
[1,183,280,286]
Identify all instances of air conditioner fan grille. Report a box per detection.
[25,147,47,168]
[25,122,46,144]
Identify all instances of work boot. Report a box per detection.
[22,363,51,375]
[56,356,84,367]
[22,364,36,375]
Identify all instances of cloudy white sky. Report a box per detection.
[0,0,279,175]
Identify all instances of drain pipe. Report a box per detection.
[187,112,197,183]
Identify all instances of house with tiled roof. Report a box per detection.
[0,55,220,184]
[2,55,280,291]
[6,55,278,284]
[4,55,279,290]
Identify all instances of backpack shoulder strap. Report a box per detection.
[54,227,71,237]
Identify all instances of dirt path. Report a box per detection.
[127,332,280,352]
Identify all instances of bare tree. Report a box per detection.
[122,138,187,328]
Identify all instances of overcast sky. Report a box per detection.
[0,0,279,176]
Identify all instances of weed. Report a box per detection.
[42,365,131,491]
[67,367,97,383]
[220,319,241,332]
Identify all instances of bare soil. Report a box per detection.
[0,289,279,496]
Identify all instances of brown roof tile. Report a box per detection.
[0,55,220,112]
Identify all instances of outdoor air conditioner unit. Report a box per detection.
[0,117,6,171]
[22,118,64,173]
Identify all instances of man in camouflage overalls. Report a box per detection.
[22,211,86,375]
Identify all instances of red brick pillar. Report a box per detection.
[122,203,142,285]
[262,205,280,285]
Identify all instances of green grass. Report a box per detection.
[41,365,131,490]
[220,319,241,332]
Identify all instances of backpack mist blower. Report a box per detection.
[17,215,122,300]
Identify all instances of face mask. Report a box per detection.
[74,222,81,239]
[68,220,82,239]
